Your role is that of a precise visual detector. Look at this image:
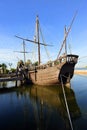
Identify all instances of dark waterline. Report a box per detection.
[0,75,87,130]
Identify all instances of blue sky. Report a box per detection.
[0,0,87,68]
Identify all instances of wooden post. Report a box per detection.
[15,80,17,87]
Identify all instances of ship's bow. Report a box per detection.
[58,54,79,84]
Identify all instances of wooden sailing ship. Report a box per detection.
[16,15,78,86]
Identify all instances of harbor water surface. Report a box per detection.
[0,74,87,130]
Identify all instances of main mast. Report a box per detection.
[36,16,41,65]
[15,15,52,65]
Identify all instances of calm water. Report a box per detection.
[0,75,87,130]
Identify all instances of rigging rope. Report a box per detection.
[60,75,73,130]
[31,43,37,62]
[39,24,52,61]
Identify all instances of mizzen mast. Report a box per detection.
[23,40,26,64]
[14,40,31,64]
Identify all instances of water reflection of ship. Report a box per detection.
[27,85,81,130]
[31,86,80,130]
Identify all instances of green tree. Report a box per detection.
[11,68,16,73]
[33,61,38,66]
[25,59,32,66]
[1,63,7,74]
[17,60,24,67]
[8,63,12,70]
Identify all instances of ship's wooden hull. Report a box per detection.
[28,62,75,86]
[29,65,60,85]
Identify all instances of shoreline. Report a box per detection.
[74,70,87,75]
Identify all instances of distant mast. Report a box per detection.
[14,40,30,64]
[23,40,26,64]
[36,16,41,65]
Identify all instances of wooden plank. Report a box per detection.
[0,76,23,82]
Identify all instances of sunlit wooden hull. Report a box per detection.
[29,64,61,85]
[28,62,75,86]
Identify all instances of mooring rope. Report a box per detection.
[60,75,73,130]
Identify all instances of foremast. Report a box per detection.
[57,11,77,59]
